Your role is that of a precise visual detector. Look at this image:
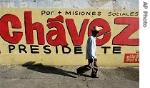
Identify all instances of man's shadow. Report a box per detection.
[22,61,90,78]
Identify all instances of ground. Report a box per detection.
[0,63,139,88]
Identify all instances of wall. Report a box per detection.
[0,0,139,67]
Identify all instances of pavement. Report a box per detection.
[0,62,139,88]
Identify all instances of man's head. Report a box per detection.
[92,26,101,37]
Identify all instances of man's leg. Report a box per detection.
[91,59,98,78]
[88,59,93,66]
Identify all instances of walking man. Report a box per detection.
[77,26,101,78]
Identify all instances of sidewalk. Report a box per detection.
[0,62,139,88]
